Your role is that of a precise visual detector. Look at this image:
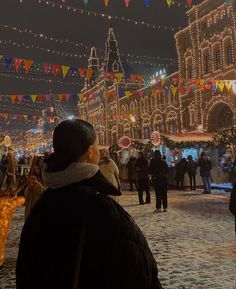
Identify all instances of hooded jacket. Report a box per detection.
[16,162,163,289]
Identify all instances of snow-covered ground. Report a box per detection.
[0,190,235,289]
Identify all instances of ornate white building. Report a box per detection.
[79,0,236,145]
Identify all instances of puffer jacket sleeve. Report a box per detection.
[83,193,163,289]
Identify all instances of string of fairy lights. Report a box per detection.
[0,24,177,64]
[33,0,183,31]
[0,39,177,68]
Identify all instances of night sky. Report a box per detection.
[0,0,202,94]
[0,0,202,135]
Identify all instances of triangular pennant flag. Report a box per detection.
[116,72,124,80]
[23,114,28,120]
[186,0,192,4]
[45,94,51,102]
[72,94,78,102]
[137,75,143,83]
[78,93,84,101]
[64,94,71,101]
[17,95,23,102]
[37,95,44,102]
[52,64,60,76]
[145,0,151,7]
[4,57,13,68]
[124,0,130,7]
[218,81,224,92]
[87,68,93,78]
[14,58,23,71]
[10,95,17,103]
[104,0,110,6]
[83,0,89,5]
[166,0,173,7]
[61,65,70,78]
[138,90,144,97]
[0,55,3,61]
[43,63,51,74]
[225,81,232,92]
[212,83,217,92]
[125,91,132,97]
[32,115,38,121]
[58,94,64,103]
[171,86,178,97]
[31,95,37,103]
[24,60,33,73]
[79,68,86,77]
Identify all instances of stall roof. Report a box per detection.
[165,133,215,143]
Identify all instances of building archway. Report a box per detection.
[207,103,234,132]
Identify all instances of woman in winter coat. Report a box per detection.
[16,119,163,289]
[99,148,120,202]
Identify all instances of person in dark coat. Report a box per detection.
[197,152,212,194]
[187,155,197,191]
[16,119,163,289]
[135,152,151,205]
[175,158,187,190]
[149,150,169,212]
[229,183,236,234]
[126,156,137,191]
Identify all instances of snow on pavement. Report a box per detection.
[0,190,235,289]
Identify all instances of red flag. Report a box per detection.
[52,64,60,76]
[14,58,23,71]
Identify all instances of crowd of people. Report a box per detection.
[0,119,235,289]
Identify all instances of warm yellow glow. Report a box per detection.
[0,197,25,267]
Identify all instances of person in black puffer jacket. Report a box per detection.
[16,119,163,289]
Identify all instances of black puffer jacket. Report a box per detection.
[16,171,163,289]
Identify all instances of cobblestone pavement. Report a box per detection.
[0,190,235,289]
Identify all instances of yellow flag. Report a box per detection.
[171,86,178,96]
[23,115,28,120]
[225,81,232,92]
[31,95,37,103]
[166,0,173,7]
[61,65,70,78]
[0,55,3,61]
[78,93,84,101]
[161,78,166,86]
[104,0,110,6]
[218,81,224,92]
[125,91,132,97]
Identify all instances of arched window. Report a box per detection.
[112,61,119,72]
[204,53,211,74]
[226,43,234,65]
[215,49,221,70]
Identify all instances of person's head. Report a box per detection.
[163,155,166,160]
[182,158,187,163]
[200,151,206,158]
[187,155,192,161]
[154,150,162,159]
[45,119,99,172]
[23,168,28,175]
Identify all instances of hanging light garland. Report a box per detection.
[0,24,177,64]
[35,0,183,31]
